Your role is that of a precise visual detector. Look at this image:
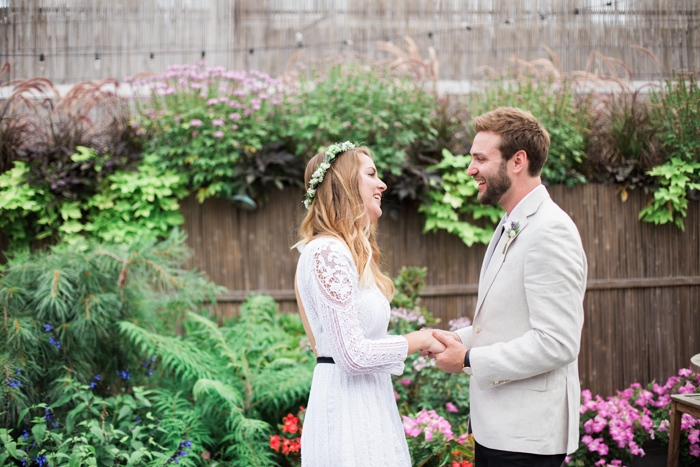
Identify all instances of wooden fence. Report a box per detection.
[180,184,700,397]
[1,0,699,84]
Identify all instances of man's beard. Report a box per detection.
[478,160,511,206]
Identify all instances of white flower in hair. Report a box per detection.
[303,141,357,209]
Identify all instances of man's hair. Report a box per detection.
[473,107,550,176]
[296,146,394,299]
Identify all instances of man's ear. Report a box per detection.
[510,150,528,174]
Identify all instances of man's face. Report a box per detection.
[468,131,511,206]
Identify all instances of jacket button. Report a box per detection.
[475,326,481,333]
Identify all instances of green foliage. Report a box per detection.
[0,162,51,247]
[641,73,700,229]
[274,58,451,206]
[469,71,589,187]
[132,63,298,204]
[0,153,187,249]
[277,59,436,176]
[0,231,222,428]
[418,149,503,247]
[0,381,207,466]
[119,295,314,466]
[84,155,188,243]
[638,158,700,230]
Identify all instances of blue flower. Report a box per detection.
[89,374,101,388]
[117,369,131,380]
[135,416,141,424]
[15,368,21,375]
[35,454,47,467]
[6,377,20,388]
[21,430,29,440]
[48,337,61,349]
[43,323,52,332]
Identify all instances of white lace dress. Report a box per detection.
[296,237,411,466]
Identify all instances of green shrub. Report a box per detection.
[640,73,700,229]
[131,63,300,204]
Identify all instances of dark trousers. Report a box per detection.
[475,441,566,467]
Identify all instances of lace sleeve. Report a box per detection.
[311,241,408,376]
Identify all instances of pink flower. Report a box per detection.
[690,443,700,457]
[445,402,458,413]
[229,113,241,121]
[189,119,203,127]
[685,427,700,445]
[213,131,224,138]
[399,378,412,387]
[207,98,219,106]
[231,124,238,130]
[212,119,224,126]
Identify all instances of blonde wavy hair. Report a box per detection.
[295,146,395,299]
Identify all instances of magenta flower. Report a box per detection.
[445,402,458,413]
[690,443,700,457]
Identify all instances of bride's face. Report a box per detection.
[357,153,386,224]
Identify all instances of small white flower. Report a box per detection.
[303,141,356,209]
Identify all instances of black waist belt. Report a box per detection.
[316,356,335,364]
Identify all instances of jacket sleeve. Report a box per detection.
[310,240,408,376]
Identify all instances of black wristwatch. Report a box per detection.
[462,349,472,376]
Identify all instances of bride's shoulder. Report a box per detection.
[303,236,351,259]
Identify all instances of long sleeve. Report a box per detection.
[308,240,408,376]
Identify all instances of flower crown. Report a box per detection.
[303,141,356,209]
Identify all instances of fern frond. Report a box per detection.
[119,321,215,382]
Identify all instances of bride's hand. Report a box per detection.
[424,334,446,355]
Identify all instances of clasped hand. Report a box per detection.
[421,329,469,374]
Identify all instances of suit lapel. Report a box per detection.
[474,186,550,319]
[479,216,506,284]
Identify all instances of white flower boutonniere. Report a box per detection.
[502,220,521,254]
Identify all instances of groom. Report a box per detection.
[431,107,587,466]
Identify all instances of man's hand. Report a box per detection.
[432,330,468,374]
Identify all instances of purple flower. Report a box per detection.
[228,113,241,121]
[207,98,219,106]
[212,119,224,126]
[213,131,224,138]
[230,124,238,130]
[189,119,203,127]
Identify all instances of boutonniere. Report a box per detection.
[502,220,521,254]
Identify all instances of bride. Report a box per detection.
[293,142,445,466]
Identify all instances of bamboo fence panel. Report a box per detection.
[178,184,700,396]
[1,0,698,84]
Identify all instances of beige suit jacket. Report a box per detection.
[455,186,587,455]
